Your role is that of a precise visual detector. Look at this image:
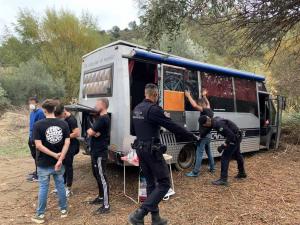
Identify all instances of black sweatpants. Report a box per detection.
[91,156,110,207]
[28,138,37,174]
[63,148,76,187]
[220,142,245,179]
[136,147,171,213]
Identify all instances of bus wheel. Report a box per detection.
[175,144,196,171]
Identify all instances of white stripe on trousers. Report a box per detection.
[97,157,109,207]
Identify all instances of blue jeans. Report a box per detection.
[37,166,67,215]
[193,136,215,174]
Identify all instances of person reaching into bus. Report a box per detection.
[199,116,247,186]
[87,98,111,214]
[55,104,80,197]
[185,89,215,177]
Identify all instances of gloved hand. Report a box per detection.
[217,144,226,153]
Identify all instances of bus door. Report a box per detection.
[258,92,286,149]
[159,65,200,132]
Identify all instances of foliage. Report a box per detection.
[158,30,207,61]
[282,111,300,144]
[0,59,64,105]
[0,83,10,110]
[0,9,111,99]
[139,0,300,60]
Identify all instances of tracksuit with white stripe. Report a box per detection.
[90,114,110,208]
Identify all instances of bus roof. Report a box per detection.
[84,40,265,82]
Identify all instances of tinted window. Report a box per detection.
[163,66,199,111]
[82,65,113,98]
[201,73,234,112]
[184,70,199,111]
[235,78,258,116]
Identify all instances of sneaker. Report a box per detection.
[235,173,247,179]
[65,188,73,197]
[209,168,215,173]
[88,197,104,205]
[31,214,45,224]
[94,205,110,214]
[27,174,38,182]
[185,171,199,177]
[212,178,228,186]
[60,209,68,218]
[28,171,37,176]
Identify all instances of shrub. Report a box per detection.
[281,111,300,144]
[0,58,65,105]
[0,83,11,111]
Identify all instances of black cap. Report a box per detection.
[199,115,208,126]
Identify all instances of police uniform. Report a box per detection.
[212,117,246,181]
[132,99,197,218]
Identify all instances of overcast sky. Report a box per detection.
[0,0,139,33]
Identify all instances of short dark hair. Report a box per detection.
[54,103,65,117]
[29,96,38,103]
[98,98,109,109]
[145,83,158,96]
[41,99,57,114]
[199,115,209,126]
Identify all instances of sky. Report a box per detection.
[0,0,139,33]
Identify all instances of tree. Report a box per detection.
[158,30,207,61]
[0,9,111,99]
[39,9,110,98]
[110,26,121,39]
[139,0,300,62]
[0,59,65,105]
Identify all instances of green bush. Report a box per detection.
[281,111,300,144]
[0,83,11,110]
[0,58,65,105]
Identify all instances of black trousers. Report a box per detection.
[91,155,110,207]
[220,142,245,179]
[28,139,37,174]
[63,148,76,187]
[136,147,171,213]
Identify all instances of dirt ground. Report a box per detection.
[0,111,299,225]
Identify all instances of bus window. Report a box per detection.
[201,73,235,112]
[162,66,199,111]
[184,70,199,111]
[234,78,258,116]
[82,65,113,98]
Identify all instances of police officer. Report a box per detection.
[199,116,247,186]
[129,83,198,225]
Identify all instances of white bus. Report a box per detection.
[67,40,285,170]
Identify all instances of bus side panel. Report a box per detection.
[78,46,119,153]
[212,112,260,156]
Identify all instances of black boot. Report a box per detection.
[212,178,228,186]
[151,212,168,225]
[235,172,247,179]
[128,208,147,225]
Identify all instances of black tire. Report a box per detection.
[175,143,196,171]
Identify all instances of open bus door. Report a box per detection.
[258,93,286,149]
[159,64,200,169]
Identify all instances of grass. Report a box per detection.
[0,144,29,157]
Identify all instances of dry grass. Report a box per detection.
[0,110,299,225]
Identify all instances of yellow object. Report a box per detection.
[163,90,185,111]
